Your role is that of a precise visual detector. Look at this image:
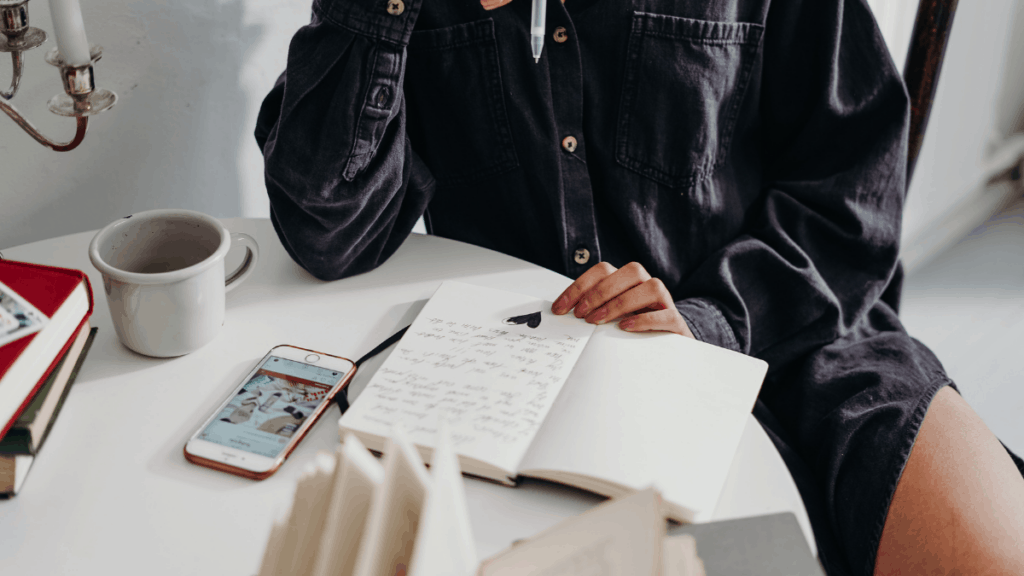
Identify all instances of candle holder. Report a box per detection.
[0,0,116,151]
[0,0,46,99]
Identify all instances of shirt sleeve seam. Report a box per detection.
[341,46,382,181]
[313,0,416,47]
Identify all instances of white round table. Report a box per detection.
[0,218,814,575]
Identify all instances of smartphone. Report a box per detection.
[184,345,356,480]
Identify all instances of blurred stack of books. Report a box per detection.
[0,260,95,497]
[257,424,708,576]
[259,423,825,575]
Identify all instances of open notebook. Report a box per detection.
[339,281,767,522]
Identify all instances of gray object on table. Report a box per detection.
[669,512,825,576]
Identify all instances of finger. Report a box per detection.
[481,0,512,10]
[618,309,695,338]
[585,277,671,324]
[573,262,651,318]
[552,262,617,315]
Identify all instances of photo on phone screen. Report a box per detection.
[196,356,346,458]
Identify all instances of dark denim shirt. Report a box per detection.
[249,4,1008,574]
[254,0,908,375]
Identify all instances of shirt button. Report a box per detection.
[386,0,404,15]
[573,247,591,265]
[562,135,577,153]
[553,27,568,43]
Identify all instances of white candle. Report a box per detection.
[48,0,91,67]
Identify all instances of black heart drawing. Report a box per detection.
[503,311,542,329]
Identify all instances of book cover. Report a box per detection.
[0,453,33,497]
[0,261,94,374]
[0,260,93,438]
[667,513,825,576]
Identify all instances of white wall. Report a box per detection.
[0,0,308,250]
[868,0,1024,265]
[3,0,1024,255]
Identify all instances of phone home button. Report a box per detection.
[305,354,320,363]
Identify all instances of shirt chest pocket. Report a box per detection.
[616,13,763,191]
[406,19,519,187]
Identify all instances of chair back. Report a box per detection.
[903,0,959,186]
[881,0,959,313]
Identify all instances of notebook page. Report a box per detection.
[340,281,596,475]
[518,327,766,521]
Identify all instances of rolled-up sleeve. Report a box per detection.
[675,0,909,367]
[255,0,435,281]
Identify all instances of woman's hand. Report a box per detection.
[551,262,695,338]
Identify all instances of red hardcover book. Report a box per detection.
[0,261,93,439]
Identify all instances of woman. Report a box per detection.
[255,0,1024,572]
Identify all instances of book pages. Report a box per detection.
[478,487,664,576]
[340,281,595,475]
[272,465,318,576]
[661,534,706,576]
[352,425,431,576]
[291,453,338,576]
[276,457,336,576]
[256,518,289,576]
[258,458,335,576]
[0,452,32,495]
[310,435,385,576]
[408,420,477,576]
[14,320,91,449]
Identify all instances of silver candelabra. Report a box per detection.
[0,0,115,151]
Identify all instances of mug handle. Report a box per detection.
[225,232,259,293]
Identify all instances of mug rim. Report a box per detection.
[88,209,231,285]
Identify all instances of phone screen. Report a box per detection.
[196,356,347,458]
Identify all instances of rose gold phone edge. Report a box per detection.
[182,345,358,481]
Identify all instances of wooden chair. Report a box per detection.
[882,0,959,312]
[904,0,960,185]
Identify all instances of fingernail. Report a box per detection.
[590,309,608,324]
[619,318,635,330]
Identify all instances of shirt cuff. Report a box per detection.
[314,0,421,46]
[675,297,741,353]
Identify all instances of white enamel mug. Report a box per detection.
[89,209,259,357]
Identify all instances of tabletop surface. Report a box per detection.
[0,218,813,575]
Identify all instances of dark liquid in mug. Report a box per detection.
[121,243,214,274]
